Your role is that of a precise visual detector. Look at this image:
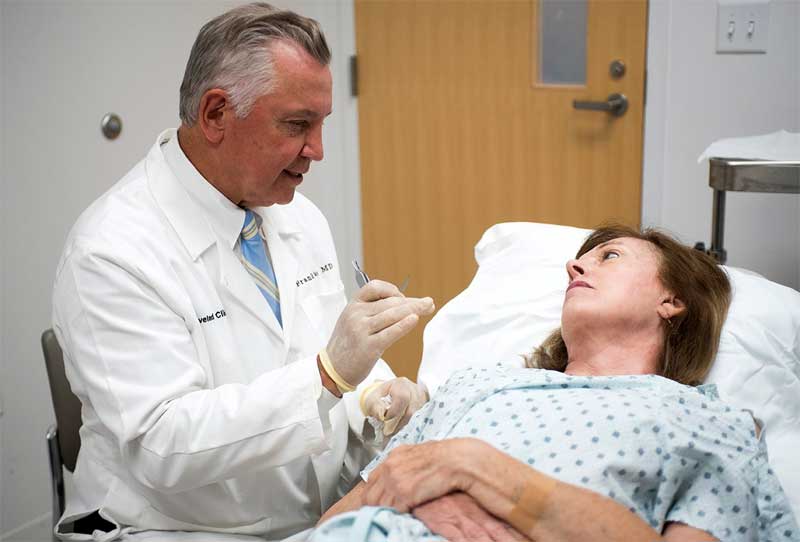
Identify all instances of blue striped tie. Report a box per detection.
[240,210,282,327]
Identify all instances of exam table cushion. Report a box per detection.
[418,222,800,518]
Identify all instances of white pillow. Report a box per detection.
[418,222,800,516]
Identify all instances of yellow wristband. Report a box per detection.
[359,380,386,416]
[318,348,356,393]
[507,474,557,534]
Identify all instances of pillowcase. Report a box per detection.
[418,221,800,517]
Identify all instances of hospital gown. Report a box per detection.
[314,365,798,542]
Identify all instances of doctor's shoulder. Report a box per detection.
[57,160,174,270]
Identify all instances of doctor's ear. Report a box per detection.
[197,88,230,145]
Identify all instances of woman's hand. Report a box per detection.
[362,439,479,512]
[413,492,528,542]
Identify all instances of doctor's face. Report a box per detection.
[225,41,332,208]
[562,237,672,337]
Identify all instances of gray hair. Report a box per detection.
[179,2,331,126]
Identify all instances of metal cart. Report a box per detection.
[696,158,800,263]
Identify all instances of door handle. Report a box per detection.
[572,93,628,117]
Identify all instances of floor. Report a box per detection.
[1,514,52,542]
[1,473,73,542]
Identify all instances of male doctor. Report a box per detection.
[51,3,433,541]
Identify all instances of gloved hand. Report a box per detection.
[324,280,434,390]
[360,377,429,436]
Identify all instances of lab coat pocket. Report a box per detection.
[106,476,274,535]
[300,283,347,342]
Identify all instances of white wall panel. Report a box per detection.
[643,0,800,289]
[0,0,7,536]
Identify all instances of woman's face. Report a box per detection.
[562,237,673,337]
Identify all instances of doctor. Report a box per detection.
[51,3,433,541]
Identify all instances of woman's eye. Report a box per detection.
[603,250,620,260]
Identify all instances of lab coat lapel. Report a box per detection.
[218,247,284,340]
[146,131,215,260]
[266,229,298,350]
[146,130,281,338]
[257,203,303,352]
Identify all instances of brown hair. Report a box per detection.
[527,224,731,385]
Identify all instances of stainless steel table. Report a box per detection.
[699,158,800,263]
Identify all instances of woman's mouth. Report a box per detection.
[567,280,591,291]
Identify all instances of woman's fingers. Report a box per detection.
[364,442,466,512]
[413,493,508,542]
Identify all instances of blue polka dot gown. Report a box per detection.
[362,366,799,541]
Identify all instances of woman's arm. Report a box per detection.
[319,481,367,524]
[458,439,660,541]
[363,438,718,542]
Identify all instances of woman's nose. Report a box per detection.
[566,258,585,279]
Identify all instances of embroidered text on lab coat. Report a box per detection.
[198,309,227,324]
[296,262,335,287]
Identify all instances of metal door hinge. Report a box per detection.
[350,55,358,98]
[643,68,648,106]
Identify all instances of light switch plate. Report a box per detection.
[717,0,770,54]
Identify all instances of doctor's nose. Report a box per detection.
[301,125,324,161]
[566,258,585,280]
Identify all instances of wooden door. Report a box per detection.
[355,0,647,378]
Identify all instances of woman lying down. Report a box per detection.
[313,225,799,542]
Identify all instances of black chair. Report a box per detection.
[43,328,81,539]
[42,328,112,539]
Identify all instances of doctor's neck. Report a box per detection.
[177,125,245,207]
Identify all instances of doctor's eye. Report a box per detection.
[603,250,620,261]
[283,120,310,134]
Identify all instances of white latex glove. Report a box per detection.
[360,377,429,436]
[325,280,435,389]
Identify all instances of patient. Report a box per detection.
[315,225,799,542]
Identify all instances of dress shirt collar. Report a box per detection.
[162,130,302,242]
[163,131,246,250]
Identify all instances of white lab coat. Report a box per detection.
[52,130,391,541]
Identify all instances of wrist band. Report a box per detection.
[318,348,356,393]
[507,474,558,534]
[359,380,386,416]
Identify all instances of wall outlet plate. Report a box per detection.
[717,0,770,54]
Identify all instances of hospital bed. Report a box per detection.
[313,220,800,541]
[417,221,800,522]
